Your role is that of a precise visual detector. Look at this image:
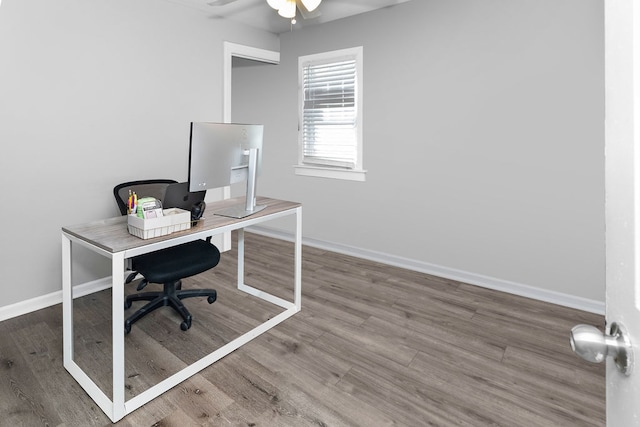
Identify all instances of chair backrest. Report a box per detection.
[113,179,178,216]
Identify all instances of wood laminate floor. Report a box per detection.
[0,232,605,426]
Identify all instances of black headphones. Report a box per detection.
[191,201,206,221]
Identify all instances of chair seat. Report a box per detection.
[133,239,220,284]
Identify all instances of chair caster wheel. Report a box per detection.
[207,296,216,304]
[124,299,132,309]
[125,321,132,334]
[181,319,192,331]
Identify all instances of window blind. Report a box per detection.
[301,58,358,169]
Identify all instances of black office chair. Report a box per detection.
[113,180,219,333]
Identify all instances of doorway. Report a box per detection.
[215,42,280,250]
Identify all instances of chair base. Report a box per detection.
[124,280,216,334]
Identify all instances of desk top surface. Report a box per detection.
[62,196,300,254]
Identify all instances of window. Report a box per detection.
[295,47,365,181]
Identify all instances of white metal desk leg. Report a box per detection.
[237,228,245,289]
[112,252,126,421]
[61,234,73,366]
[294,207,302,311]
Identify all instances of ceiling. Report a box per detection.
[162,0,412,34]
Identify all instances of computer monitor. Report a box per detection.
[188,122,265,218]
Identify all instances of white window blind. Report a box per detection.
[301,56,359,169]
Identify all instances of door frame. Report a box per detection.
[223,41,280,123]
[218,41,280,250]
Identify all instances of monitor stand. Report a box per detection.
[214,147,266,219]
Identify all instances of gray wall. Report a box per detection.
[0,0,278,308]
[232,0,605,302]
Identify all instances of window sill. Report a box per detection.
[294,165,367,182]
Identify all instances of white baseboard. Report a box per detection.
[0,277,113,322]
[0,230,605,323]
[247,225,605,316]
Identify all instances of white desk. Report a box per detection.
[61,196,302,422]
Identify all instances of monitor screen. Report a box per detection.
[188,122,264,193]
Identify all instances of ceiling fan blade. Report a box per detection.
[297,0,322,19]
[207,0,241,6]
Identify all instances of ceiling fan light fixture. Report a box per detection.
[278,0,296,18]
[266,0,285,10]
[299,0,321,12]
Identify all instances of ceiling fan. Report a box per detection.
[267,0,322,22]
[208,0,322,24]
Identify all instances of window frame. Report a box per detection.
[295,46,366,181]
